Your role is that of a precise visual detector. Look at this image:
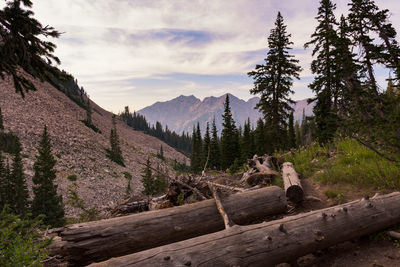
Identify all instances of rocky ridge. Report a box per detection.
[0,75,188,217]
[138,94,314,134]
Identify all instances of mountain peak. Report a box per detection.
[138,93,314,134]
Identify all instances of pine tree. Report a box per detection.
[254,118,266,155]
[305,0,339,143]
[141,158,167,198]
[201,122,211,169]
[240,119,252,162]
[288,112,296,149]
[0,0,66,97]
[86,98,93,125]
[0,107,4,130]
[31,126,65,227]
[9,140,29,215]
[107,115,124,166]
[248,12,301,151]
[190,124,203,173]
[221,95,240,170]
[158,145,164,160]
[209,118,221,170]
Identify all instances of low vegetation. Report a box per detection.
[285,138,400,192]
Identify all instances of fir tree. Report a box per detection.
[141,159,167,198]
[0,0,66,97]
[0,107,4,130]
[190,123,203,173]
[248,12,301,151]
[288,112,296,149]
[201,122,211,169]
[240,119,252,162]
[305,0,339,143]
[107,115,124,166]
[209,118,221,170]
[31,126,65,227]
[86,98,93,125]
[158,145,164,160]
[9,140,29,215]
[254,118,266,155]
[221,95,240,170]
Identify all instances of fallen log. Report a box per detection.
[282,162,304,203]
[49,186,287,266]
[242,155,279,185]
[89,192,400,267]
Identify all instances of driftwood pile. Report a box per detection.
[46,155,400,267]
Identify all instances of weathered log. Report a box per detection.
[49,186,287,266]
[242,155,279,185]
[89,192,400,267]
[387,230,400,240]
[282,162,304,203]
[112,194,167,215]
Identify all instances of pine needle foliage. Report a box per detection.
[31,126,65,228]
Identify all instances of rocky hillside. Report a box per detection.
[0,75,188,217]
[138,94,314,134]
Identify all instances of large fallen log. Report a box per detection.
[89,192,400,267]
[282,162,304,203]
[49,186,287,266]
[242,155,279,185]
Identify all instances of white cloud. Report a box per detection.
[2,0,399,111]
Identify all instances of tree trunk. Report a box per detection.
[49,186,287,266]
[282,162,304,203]
[89,192,400,267]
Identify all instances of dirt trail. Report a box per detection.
[278,178,400,267]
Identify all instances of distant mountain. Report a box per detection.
[138,94,314,134]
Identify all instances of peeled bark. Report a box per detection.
[49,186,287,266]
[90,192,400,267]
[282,162,304,203]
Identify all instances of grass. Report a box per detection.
[285,138,400,192]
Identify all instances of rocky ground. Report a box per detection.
[0,75,188,218]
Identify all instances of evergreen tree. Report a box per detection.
[107,115,124,166]
[0,0,66,97]
[221,95,240,170]
[0,107,3,130]
[190,125,202,173]
[248,12,301,151]
[86,98,93,125]
[209,118,221,170]
[141,158,153,199]
[158,145,164,160]
[348,0,400,89]
[294,121,301,148]
[9,140,29,215]
[201,122,211,169]
[288,112,296,149]
[254,118,266,155]
[240,119,252,162]
[305,0,339,143]
[31,126,65,227]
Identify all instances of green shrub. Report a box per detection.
[67,174,77,181]
[123,171,132,179]
[0,207,50,267]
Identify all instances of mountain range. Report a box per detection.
[138,94,314,134]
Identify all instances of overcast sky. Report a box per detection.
[4,0,400,112]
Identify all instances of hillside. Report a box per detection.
[0,75,188,218]
[138,94,314,134]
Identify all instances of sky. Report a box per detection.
[3,0,400,112]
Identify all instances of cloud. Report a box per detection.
[2,0,399,112]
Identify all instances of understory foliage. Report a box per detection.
[285,138,400,191]
[0,208,50,267]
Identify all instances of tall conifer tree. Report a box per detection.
[305,0,339,143]
[248,12,301,151]
[209,118,220,170]
[288,112,296,149]
[10,140,29,215]
[221,95,240,169]
[32,126,65,227]
[107,115,124,166]
[201,122,211,169]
